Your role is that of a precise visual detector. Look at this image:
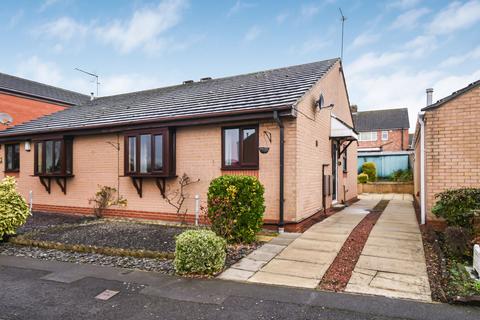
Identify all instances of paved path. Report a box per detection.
[346,197,432,302]
[219,197,378,288]
[1,255,479,320]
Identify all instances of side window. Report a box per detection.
[382,131,388,141]
[5,143,20,172]
[342,148,348,173]
[222,126,259,169]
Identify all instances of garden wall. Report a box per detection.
[358,181,414,194]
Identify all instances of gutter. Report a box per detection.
[418,112,426,225]
[273,110,285,232]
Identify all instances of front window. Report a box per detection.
[5,143,20,172]
[222,126,258,169]
[382,131,389,141]
[359,131,378,141]
[125,128,174,176]
[34,138,73,176]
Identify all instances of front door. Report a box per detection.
[332,141,338,202]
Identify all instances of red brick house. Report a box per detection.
[414,81,480,226]
[0,59,358,231]
[352,108,411,178]
[0,72,89,174]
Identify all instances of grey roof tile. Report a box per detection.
[0,72,90,105]
[422,79,480,111]
[0,58,338,136]
[353,108,409,131]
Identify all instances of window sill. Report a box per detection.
[125,174,177,178]
[221,167,259,171]
[32,174,75,178]
[4,170,20,173]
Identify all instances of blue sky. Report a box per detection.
[1,0,479,130]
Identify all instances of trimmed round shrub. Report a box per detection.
[361,162,376,182]
[174,229,226,275]
[357,173,368,184]
[207,175,265,244]
[0,176,30,240]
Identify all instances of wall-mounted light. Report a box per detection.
[24,141,31,152]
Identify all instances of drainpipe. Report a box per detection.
[273,111,285,232]
[418,112,426,225]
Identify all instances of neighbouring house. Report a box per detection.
[0,58,358,232]
[0,72,89,175]
[352,107,411,178]
[414,81,480,227]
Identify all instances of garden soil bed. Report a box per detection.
[2,212,260,275]
[319,200,389,292]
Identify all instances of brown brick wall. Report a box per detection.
[0,92,66,130]
[423,86,480,221]
[358,129,409,151]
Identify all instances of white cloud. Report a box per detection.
[16,56,63,86]
[40,0,62,12]
[347,51,407,75]
[276,13,288,24]
[9,10,24,28]
[440,46,480,68]
[244,26,261,42]
[297,37,328,55]
[300,4,320,19]
[96,0,187,53]
[38,16,88,41]
[387,0,421,9]
[227,1,256,17]
[351,32,380,49]
[428,0,480,35]
[405,35,437,56]
[391,7,430,30]
[99,74,166,96]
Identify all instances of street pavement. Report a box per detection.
[0,255,479,320]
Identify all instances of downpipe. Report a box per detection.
[273,111,285,233]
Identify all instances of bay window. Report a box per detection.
[34,138,73,176]
[222,125,259,169]
[124,128,175,177]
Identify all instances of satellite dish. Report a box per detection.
[0,113,13,125]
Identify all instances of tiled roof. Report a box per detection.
[422,79,480,111]
[0,72,90,105]
[353,108,409,131]
[0,58,338,136]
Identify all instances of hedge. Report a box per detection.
[0,176,30,240]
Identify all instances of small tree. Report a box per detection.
[164,173,199,223]
[432,188,480,229]
[89,185,127,218]
[357,173,368,184]
[0,176,30,240]
[361,162,377,182]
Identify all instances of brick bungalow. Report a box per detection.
[0,58,358,232]
[352,108,411,178]
[414,81,480,226]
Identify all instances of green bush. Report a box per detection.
[357,173,368,184]
[207,175,265,243]
[389,169,413,182]
[174,229,226,275]
[361,162,377,182]
[443,226,472,260]
[432,188,480,229]
[0,176,30,240]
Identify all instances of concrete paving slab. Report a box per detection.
[300,232,348,243]
[356,253,427,276]
[278,247,338,265]
[289,238,343,252]
[246,250,278,262]
[248,271,320,288]
[217,268,254,281]
[230,258,266,272]
[268,237,295,246]
[362,245,425,262]
[256,243,286,254]
[260,259,329,279]
[345,284,431,302]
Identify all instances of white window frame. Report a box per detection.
[381,131,389,141]
[359,131,378,141]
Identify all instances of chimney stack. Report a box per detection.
[90,92,95,101]
[426,88,433,106]
[350,104,358,113]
